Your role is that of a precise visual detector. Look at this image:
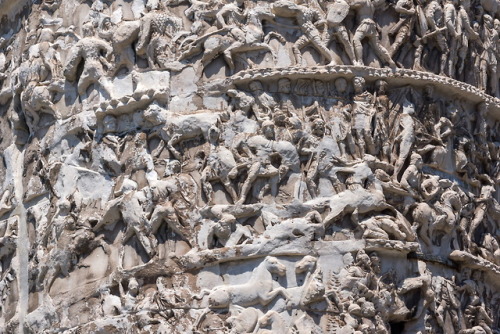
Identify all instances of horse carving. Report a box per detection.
[193,256,290,328]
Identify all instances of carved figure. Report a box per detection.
[479,15,499,95]
[231,121,280,204]
[201,126,239,204]
[193,256,290,328]
[389,0,416,62]
[350,0,396,68]
[136,9,183,68]
[326,0,356,64]
[351,76,376,157]
[98,17,141,74]
[198,203,262,249]
[392,98,416,179]
[272,0,335,65]
[63,22,114,97]
[20,50,64,133]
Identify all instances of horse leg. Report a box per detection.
[323,203,347,228]
[254,43,277,61]
[223,43,242,73]
[167,134,183,160]
[259,287,290,306]
[193,307,211,330]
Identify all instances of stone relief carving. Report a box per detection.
[0,0,499,333]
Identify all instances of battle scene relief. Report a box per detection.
[0,0,499,333]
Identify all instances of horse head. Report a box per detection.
[265,256,287,276]
[295,255,317,274]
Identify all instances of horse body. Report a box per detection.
[200,256,288,308]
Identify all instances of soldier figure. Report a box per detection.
[351,0,397,68]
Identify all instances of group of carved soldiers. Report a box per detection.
[6,0,500,116]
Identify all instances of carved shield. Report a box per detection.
[271,0,300,17]
[327,0,350,25]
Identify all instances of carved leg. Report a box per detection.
[292,36,308,66]
[167,134,183,161]
[200,167,214,204]
[323,204,347,229]
[352,30,366,66]
[222,179,238,203]
[380,220,406,240]
[418,219,432,247]
[236,162,261,205]
[369,37,397,69]
[259,287,290,306]
[77,70,94,97]
[310,36,334,65]
[336,28,356,65]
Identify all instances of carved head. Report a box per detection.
[249,80,264,92]
[167,160,181,175]
[353,77,365,94]
[295,255,317,273]
[312,118,325,137]
[278,78,291,93]
[266,256,287,276]
[461,266,471,280]
[134,132,147,147]
[207,125,220,143]
[472,270,482,281]
[368,251,381,274]
[100,17,112,31]
[356,250,371,269]
[423,84,434,98]
[484,14,494,29]
[262,120,275,140]
[315,80,325,96]
[82,22,95,37]
[103,115,117,133]
[334,77,348,94]
[410,153,423,168]
[361,300,376,317]
[274,111,287,127]
[347,302,362,316]
[375,79,388,94]
[128,278,140,295]
[402,98,415,115]
[286,117,303,130]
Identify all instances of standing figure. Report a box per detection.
[201,126,239,204]
[351,0,397,68]
[326,0,356,64]
[351,76,376,158]
[443,0,460,77]
[272,0,335,65]
[417,0,448,74]
[479,15,499,95]
[63,22,114,97]
[456,0,480,75]
[329,77,355,158]
[372,79,391,162]
[389,0,416,62]
[392,98,416,180]
[232,121,280,204]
